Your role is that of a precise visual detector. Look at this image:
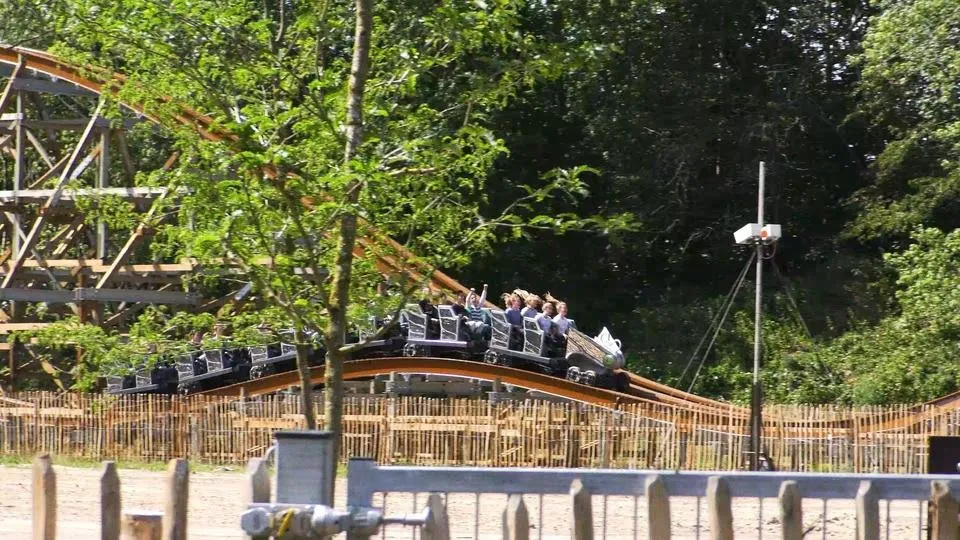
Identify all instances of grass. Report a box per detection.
[0,454,350,476]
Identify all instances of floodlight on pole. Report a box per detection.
[732,161,782,471]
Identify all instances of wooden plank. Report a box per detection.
[930,480,958,540]
[855,480,878,540]
[778,480,802,540]
[161,459,189,540]
[101,461,121,540]
[570,478,592,540]
[122,511,162,540]
[423,493,450,540]
[706,476,732,540]
[32,453,56,540]
[645,474,670,540]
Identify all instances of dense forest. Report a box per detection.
[3,0,959,405]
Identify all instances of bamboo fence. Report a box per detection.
[0,392,955,473]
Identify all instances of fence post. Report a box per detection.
[645,475,670,540]
[161,458,189,540]
[930,481,958,540]
[570,479,593,540]
[422,493,449,540]
[502,494,528,540]
[122,512,163,540]
[32,453,56,540]
[101,461,121,540]
[243,457,270,540]
[855,480,878,540]
[778,480,802,540]
[706,476,732,540]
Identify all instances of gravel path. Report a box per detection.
[0,464,928,538]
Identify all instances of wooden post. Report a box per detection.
[645,475,670,540]
[243,458,270,540]
[778,480,802,540]
[930,481,959,540]
[32,453,56,540]
[706,476,732,540]
[161,459,188,540]
[122,512,162,540]
[502,494,528,540]
[855,480,878,540]
[422,493,449,540]
[188,416,200,457]
[101,461,121,540]
[8,338,16,391]
[598,415,609,468]
[570,479,593,540]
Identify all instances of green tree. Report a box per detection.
[37,0,628,484]
[849,0,960,241]
[461,0,878,372]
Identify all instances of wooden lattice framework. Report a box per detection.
[0,46,475,379]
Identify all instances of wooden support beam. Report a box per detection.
[102,284,174,328]
[1,100,105,289]
[96,188,170,289]
[23,128,54,168]
[97,129,109,258]
[50,222,85,258]
[28,92,61,160]
[115,130,137,183]
[0,287,197,305]
[9,76,97,97]
[0,117,139,131]
[12,90,25,262]
[0,56,25,115]
[26,151,70,190]
[0,187,173,204]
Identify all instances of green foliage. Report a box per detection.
[848,0,960,240]
[6,0,960,406]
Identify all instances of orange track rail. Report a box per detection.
[201,357,654,407]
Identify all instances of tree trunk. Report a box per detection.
[323,0,373,503]
[294,327,317,429]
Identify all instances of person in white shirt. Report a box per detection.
[535,302,557,333]
[552,301,574,335]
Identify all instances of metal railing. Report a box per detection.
[345,459,960,539]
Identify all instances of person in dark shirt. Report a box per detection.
[504,293,523,326]
[417,298,440,339]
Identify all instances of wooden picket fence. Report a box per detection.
[29,454,188,540]
[28,453,960,539]
[2,392,959,472]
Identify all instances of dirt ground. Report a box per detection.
[0,464,928,538]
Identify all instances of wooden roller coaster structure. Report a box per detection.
[3,45,960,428]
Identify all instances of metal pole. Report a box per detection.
[751,161,765,471]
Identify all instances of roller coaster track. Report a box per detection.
[202,357,652,407]
[199,357,745,420]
